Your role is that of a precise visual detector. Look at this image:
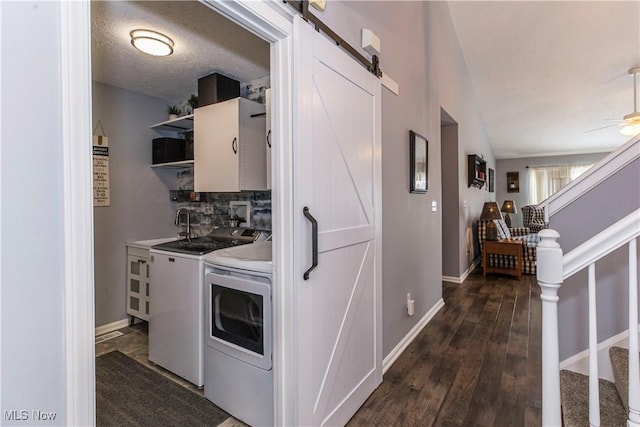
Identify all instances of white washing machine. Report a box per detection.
[203,241,273,427]
[148,227,265,387]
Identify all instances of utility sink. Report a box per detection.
[151,236,250,255]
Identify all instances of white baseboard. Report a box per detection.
[383,298,445,373]
[442,258,480,284]
[560,325,640,381]
[95,318,130,337]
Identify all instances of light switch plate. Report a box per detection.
[431,200,438,212]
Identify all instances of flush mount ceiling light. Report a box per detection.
[130,29,174,57]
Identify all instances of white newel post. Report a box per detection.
[537,229,564,427]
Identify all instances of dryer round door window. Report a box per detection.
[205,270,272,371]
[213,286,264,355]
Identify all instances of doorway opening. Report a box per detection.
[440,108,461,282]
[90,0,272,423]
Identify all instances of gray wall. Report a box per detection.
[1,2,66,424]
[92,82,177,327]
[548,159,640,360]
[496,152,608,227]
[312,1,494,355]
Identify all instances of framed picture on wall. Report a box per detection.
[409,130,428,194]
[507,171,520,193]
[488,168,494,193]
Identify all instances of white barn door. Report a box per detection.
[293,16,382,426]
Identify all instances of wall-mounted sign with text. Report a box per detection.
[93,135,110,206]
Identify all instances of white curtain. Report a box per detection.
[528,163,593,204]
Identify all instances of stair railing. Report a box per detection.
[539,135,639,223]
[538,209,640,427]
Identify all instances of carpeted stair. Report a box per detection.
[609,346,632,414]
[560,346,638,427]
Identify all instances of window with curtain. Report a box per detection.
[528,163,593,204]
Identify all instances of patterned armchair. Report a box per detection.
[521,205,547,233]
[477,219,537,275]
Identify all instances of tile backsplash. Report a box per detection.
[172,168,271,237]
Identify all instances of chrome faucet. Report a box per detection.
[174,208,191,240]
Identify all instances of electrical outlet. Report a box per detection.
[407,293,415,317]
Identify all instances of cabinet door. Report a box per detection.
[194,99,240,192]
[126,254,149,321]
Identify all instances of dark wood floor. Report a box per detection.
[348,270,542,427]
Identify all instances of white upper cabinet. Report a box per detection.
[194,97,266,192]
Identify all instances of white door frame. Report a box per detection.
[60,2,96,425]
[62,1,298,425]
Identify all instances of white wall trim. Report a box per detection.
[60,1,95,425]
[200,0,293,43]
[95,319,131,337]
[541,135,640,221]
[383,299,445,373]
[562,209,640,279]
[443,257,481,284]
[561,325,640,382]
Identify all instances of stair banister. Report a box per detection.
[537,229,563,427]
[629,238,640,426]
[539,135,639,223]
[562,209,640,279]
[539,210,639,426]
[588,263,600,426]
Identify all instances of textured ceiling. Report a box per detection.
[91,1,270,104]
[448,1,640,158]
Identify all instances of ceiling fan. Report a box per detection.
[586,67,640,137]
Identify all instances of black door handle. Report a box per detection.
[303,207,318,280]
[232,137,238,154]
[267,130,272,148]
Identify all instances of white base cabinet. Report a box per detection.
[126,246,150,321]
[194,97,266,192]
[125,237,177,322]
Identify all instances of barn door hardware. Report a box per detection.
[285,0,382,78]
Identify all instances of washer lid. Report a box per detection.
[204,241,272,273]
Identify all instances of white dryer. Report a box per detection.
[203,241,273,427]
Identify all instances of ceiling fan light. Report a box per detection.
[130,29,174,56]
[620,124,640,137]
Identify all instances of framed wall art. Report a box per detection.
[507,171,520,193]
[410,130,428,194]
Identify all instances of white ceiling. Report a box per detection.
[92,1,639,159]
[448,1,640,159]
[91,1,270,104]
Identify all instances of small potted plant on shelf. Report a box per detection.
[187,94,199,113]
[168,105,181,121]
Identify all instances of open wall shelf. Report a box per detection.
[467,154,487,188]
